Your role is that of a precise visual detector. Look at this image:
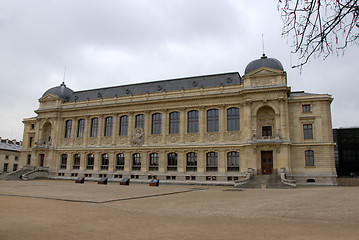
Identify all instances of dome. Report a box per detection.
[244,54,284,74]
[42,82,73,101]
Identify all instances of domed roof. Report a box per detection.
[245,54,284,74]
[42,82,73,101]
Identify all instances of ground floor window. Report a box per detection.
[73,154,80,170]
[116,153,125,170]
[305,150,315,166]
[87,153,94,170]
[149,153,159,171]
[132,153,141,171]
[167,153,177,171]
[186,152,197,172]
[101,153,109,170]
[60,154,67,169]
[206,152,218,172]
[227,151,239,171]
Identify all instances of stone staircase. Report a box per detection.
[0,168,33,180]
[238,175,295,189]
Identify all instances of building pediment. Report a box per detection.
[245,67,284,78]
[39,94,61,102]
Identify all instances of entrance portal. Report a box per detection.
[261,151,273,174]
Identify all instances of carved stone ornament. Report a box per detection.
[132,128,144,146]
[170,136,177,143]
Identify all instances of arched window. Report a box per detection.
[119,115,128,136]
[135,114,145,129]
[101,153,109,170]
[149,153,159,171]
[77,119,85,138]
[116,153,125,170]
[87,153,94,170]
[169,111,180,134]
[207,109,219,132]
[227,108,240,131]
[64,120,72,138]
[187,110,199,133]
[167,153,177,171]
[186,152,197,172]
[60,154,67,169]
[90,118,98,137]
[132,153,141,171]
[151,113,162,134]
[305,150,314,166]
[73,154,81,170]
[104,116,113,136]
[227,151,239,171]
[206,152,218,171]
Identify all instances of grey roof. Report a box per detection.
[245,54,284,74]
[289,91,319,97]
[0,140,22,152]
[69,72,242,102]
[42,82,74,101]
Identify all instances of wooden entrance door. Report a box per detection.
[261,151,273,174]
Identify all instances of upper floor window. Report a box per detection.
[135,114,145,129]
[227,151,239,171]
[227,107,240,131]
[149,153,159,171]
[302,104,311,112]
[187,110,199,133]
[90,118,98,137]
[104,116,113,137]
[64,120,72,138]
[303,124,313,139]
[262,126,272,137]
[186,152,197,172]
[60,154,67,169]
[206,152,218,171]
[73,154,80,170]
[119,115,128,136]
[305,150,314,166]
[169,112,180,134]
[151,113,162,134]
[116,153,125,170]
[77,119,85,138]
[207,109,219,132]
[167,153,177,171]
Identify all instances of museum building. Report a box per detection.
[19,55,337,185]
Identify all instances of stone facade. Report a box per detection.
[19,56,337,185]
[0,138,22,174]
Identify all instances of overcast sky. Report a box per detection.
[1,0,358,141]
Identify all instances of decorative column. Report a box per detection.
[97,115,103,145]
[112,114,119,145]
[83,116,90,146]
[197,150,205,174]
[124,151,131,172]
[158,150,166,173]
[161,109,167,144]
[108,152,115,172]
[94,152,100,172]
[144,111,150,144]
[177,150,185,173]
[219,105,226,142]
[80,152,86,171]
[199,106,206,142]
[218,149,226,173]
[128,112,134,145]
[180,108,186,143]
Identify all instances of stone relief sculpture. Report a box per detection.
[132,128,144,146]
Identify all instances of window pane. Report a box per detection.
[104,117,113,136]
[227,108,240,131]
[116,153,125,170]
[101,153,109,170]
[73,154,80,169]
[169,112,180,134]
[119,115,128,136]
[187,110,199,133]
[132,153,141,171]
[186,152,197,172]
[304,124,313,139]
[167,153,177,171]
[206,152,218,171]
[305,150,314,166]
[149,153,159,171]
[262,126,272,137]
[64,120,72,138]
[151,113,162,134]
[60,154,67,169]
[90,118,98,137]
[135,114,145,129]
[77,119,85,138]
[207,109,219,132]
[227,151,239,171]
[87,154,94,170]
[302,105,311,112]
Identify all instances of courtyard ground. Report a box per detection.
[0,180,358,240]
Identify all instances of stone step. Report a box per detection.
[238,175,294,189]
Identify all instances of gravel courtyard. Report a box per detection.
[0,180,358,240]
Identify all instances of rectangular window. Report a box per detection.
[29,137,33,147]
[27,154,31,165]
[132,153,141,171]
[3,163,8,172]
[90,118,98,137]
[186,152,197,172]
[187,110,199,133]
[169,112,180,134]
[149,153,159,171]
[151,113,162,134]
[227,151,240,171]
[305,150,315,166]
[104,117,113,137]
[167,153,177,171]
[64,120,72,138]
[135,114,145,129]
[227,107,240,131]
[73,154,81,170]
[116,153,125,170]
[77,119,85,138]
[60,154,67,169]
[262,126,272,137]
[207,109,219,132]
[302,104,311,112]
[119,115,128,136]
[206,152,218,172]
[87,154,94,170]
[101,153,109,170]
[303,124,313,139]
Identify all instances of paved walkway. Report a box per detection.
[1,180,359,240]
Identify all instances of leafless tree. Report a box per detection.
[278,0,359,68]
